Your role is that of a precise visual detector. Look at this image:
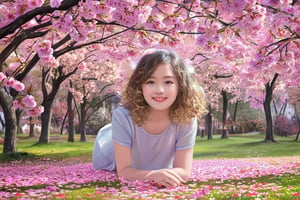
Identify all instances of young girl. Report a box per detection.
[93,49,206,187]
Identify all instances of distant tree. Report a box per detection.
[287,86,300,141]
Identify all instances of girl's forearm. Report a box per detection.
[117,167,154,181]
[117,167,190,182]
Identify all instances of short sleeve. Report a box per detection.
[111,107,134,148]
[175,117,198,150]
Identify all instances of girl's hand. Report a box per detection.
[147,169,185,187]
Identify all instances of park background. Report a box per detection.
[0,0,300,199]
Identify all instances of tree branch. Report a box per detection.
[0,21,51,70]
[0,0,80,39]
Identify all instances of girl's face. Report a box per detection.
[142,63,178,113]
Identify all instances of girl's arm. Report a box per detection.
[171,147,194,181]
[114,142,193,186]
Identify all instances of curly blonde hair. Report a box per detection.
[121,49,206,126]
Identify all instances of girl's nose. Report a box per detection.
[155,84,164,94]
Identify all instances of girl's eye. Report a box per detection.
[145,80,154,84]
[165,81,174,84]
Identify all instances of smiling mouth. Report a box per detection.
[152,97,167,102]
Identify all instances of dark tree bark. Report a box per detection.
[205,104,213,140]
[28,117,36,137]
[79,98,87,142]
[67,88,75,142]
[263,73,279,142]
[59,110,68,135]
[0,113,5,131]
[0,89,17,153]
[221,90,229,139]
[230,100,239,134]
[15,109,23,134]
[39,101,53,143]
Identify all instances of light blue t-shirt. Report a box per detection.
[92,107,197,171]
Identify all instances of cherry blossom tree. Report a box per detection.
[70,59,119,142]
[287,86,300,141]
[190,1,300,142]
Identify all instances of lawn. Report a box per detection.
[0,133,299,199]
[194,134,300,159]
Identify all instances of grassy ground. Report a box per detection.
[194,133,300,159]
[0,134,95,161]
[1,132,299,161]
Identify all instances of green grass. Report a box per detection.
[193,133,300,159]
[0,134,95,161]
[1,133,299,161]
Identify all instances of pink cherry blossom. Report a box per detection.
[50,0,61,8]
[11,80,25,92]
[52,13,73,33]
[0,72,7,81]
[26,105,44,116]
[35,40,53,60]
[156,2,177,14]
[137,6,152,24]
[12,100,20,109]
[21,95,37,108]
[4,77,15,87]
[78,62,87,70]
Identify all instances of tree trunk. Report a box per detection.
[230,100,238,134]
[263,73,279,142]
[0,113,5,131]
[29,123,35,137]
[205,104,213,140]
[0,89,17,154]
[29,117,35,137]
[79,100,87,142]
[39,101,52,143]
[221,90,229,139]
[16,109,23,134]
[67,90,75,142]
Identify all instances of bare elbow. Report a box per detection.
[116,168,126,178]
[116,167,131,180]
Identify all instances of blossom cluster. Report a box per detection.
[0,72,25,92]
[0,72,44,117]
[34,40,59,69]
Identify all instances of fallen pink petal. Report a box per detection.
[0,156,299,199]
[292,192,300,196]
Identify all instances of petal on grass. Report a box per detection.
[56,193,66,198]
[15,193,24,197]
[292,192,300,196]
